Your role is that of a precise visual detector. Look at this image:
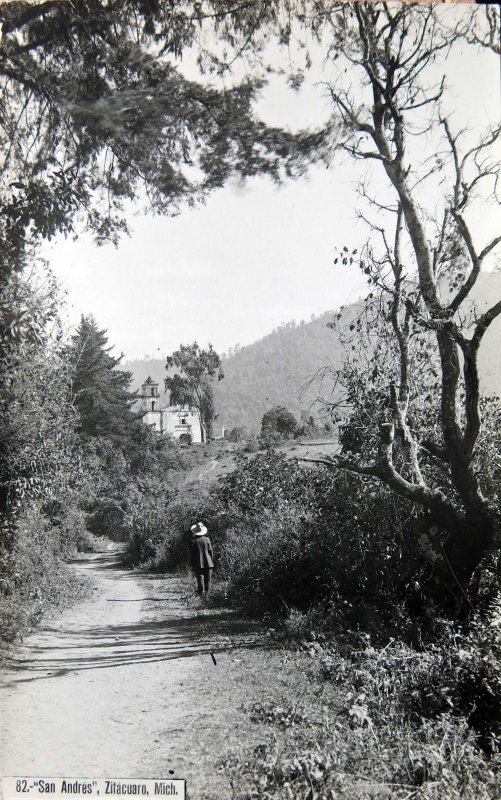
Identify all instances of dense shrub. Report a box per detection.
[211,453,431,619]
[129,448,495,626]
[82,433,204,549]
[260,406,298,440]
[127,480,197,566]
[259,430,283,449]
[309,473,435,605]
[128,481,244,572]
[243,437,260,453]
[230,628,501,799]
[0,506,90,642]
[126,450,412,615]
[127,452,310,573]
[314,609,501,754]
[431,613,501,754]
[220,503,329,614]
[42,500,94,553]
[217,452,311,516]
[86,500,130,541]
[126,446,498,632]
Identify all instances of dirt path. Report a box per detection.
[198,458,218,481]
[0,550,274,798]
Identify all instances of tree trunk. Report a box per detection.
[439,507,499,585]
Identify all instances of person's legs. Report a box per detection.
[195,571,204,595]
[203,566,212,595]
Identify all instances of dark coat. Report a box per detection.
[189,535,214,571]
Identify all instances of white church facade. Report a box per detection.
[137,376,203,443]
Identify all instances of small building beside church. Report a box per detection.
[137,376,204,443]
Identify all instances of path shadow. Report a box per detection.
[1,609,271,688]
[67,552,131,573]
[1,552,274,689]
[106,598,167,602]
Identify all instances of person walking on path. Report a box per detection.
[189,522,214,596]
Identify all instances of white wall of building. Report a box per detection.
[135,378,203,442]
[162,406,202,443]
[142,410,163,433]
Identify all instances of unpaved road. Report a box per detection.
[0,549,267,797]
[198,459,218,481]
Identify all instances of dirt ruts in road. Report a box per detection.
[198,458,218,481]
[0,549,265,795]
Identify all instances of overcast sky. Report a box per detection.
[43,9,500,362]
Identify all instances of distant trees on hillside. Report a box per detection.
[212,309,361,432]
[125,274,500,438]
[124,304,364,433]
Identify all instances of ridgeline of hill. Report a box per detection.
[125,305,359,433]
[125,274,501,434]
[213,309,360,432]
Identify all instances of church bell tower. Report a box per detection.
[140,376,160,412]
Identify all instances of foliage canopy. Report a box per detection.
[68,315,139,444]
[165,342,223,442]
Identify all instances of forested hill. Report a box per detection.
[213,309,359,431]
[125,306,360,432]
[125,273,501,434]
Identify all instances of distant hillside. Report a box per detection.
[125,273,501,434]
[125,304,362,433]
[212,309,359,431]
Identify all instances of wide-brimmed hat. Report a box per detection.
[191,522,208,536]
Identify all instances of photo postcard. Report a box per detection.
[1,2,500,799]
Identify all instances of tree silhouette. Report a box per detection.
[301,4,500,586]
[165,343,223,443]
[68,315,138,444]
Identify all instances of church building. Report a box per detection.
[137,377,203,443]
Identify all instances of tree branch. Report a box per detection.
[1,1,60,35]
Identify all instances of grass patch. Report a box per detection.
[221,633,501,799]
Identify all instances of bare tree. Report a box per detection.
[303,4,501,585]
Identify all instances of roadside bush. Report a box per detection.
[44,501,95,553]
[315,610,501,754]
[127,451,316,573]
[242,437,260,453]
[131,485,208,568]
[426,612,501,754]
[81,433,208,551]
[126,477,176,565]
[126,478,239,570]
[260,406,298,440]
[217,452,311,517]
[258,431,283,449]
[220,504,321,614]
[86,499,130,541]
[0,506,90,643]
[212,453,431,624]
[310,472,432,606]
[229,631,501,800]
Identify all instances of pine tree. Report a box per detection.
[68,316,137,444]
